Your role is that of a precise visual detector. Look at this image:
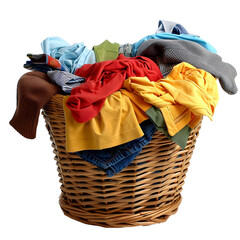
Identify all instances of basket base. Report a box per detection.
[58,193,182,228]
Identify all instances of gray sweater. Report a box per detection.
[136,39,237,94]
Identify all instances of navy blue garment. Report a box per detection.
[75,120,156,177]
[24,61,56,73]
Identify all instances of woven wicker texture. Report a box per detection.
[42,94,201,228]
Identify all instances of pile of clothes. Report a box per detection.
[10,20,238,177]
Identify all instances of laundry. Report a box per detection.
[119,43,132,57]
[26,53,67,71]
[155,20,190,35]
[121,88,194,149]
[136,39,238,94]
[123,62,219,136]
[24,61,56,73]
[66,54,162,123]
[93,40,119,62]
[154,56,176,77]
[75,119,156,177]
[47,70,85,94]
[9,71,61,139]
[63,91,148,152]
[131,31,217,57]
[9,20,238,177]
[145,106,192,149]
[41,36,96,73]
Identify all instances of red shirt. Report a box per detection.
[66,54,162,122]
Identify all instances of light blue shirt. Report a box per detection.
[41,37,96,73]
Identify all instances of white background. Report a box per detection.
[1,0,240,239]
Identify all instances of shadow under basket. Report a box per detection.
[42,94,202,228]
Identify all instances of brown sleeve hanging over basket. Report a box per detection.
[42,94,202,228]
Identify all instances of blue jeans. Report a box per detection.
[75,120,156,177]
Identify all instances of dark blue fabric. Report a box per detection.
[24,61,57,73]
[75,120,156,177]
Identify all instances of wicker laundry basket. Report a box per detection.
[42,94,202,228]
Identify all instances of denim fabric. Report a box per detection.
[75,120,156,177]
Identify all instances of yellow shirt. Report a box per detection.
[123,62,219,136]
[63,91,148,152]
